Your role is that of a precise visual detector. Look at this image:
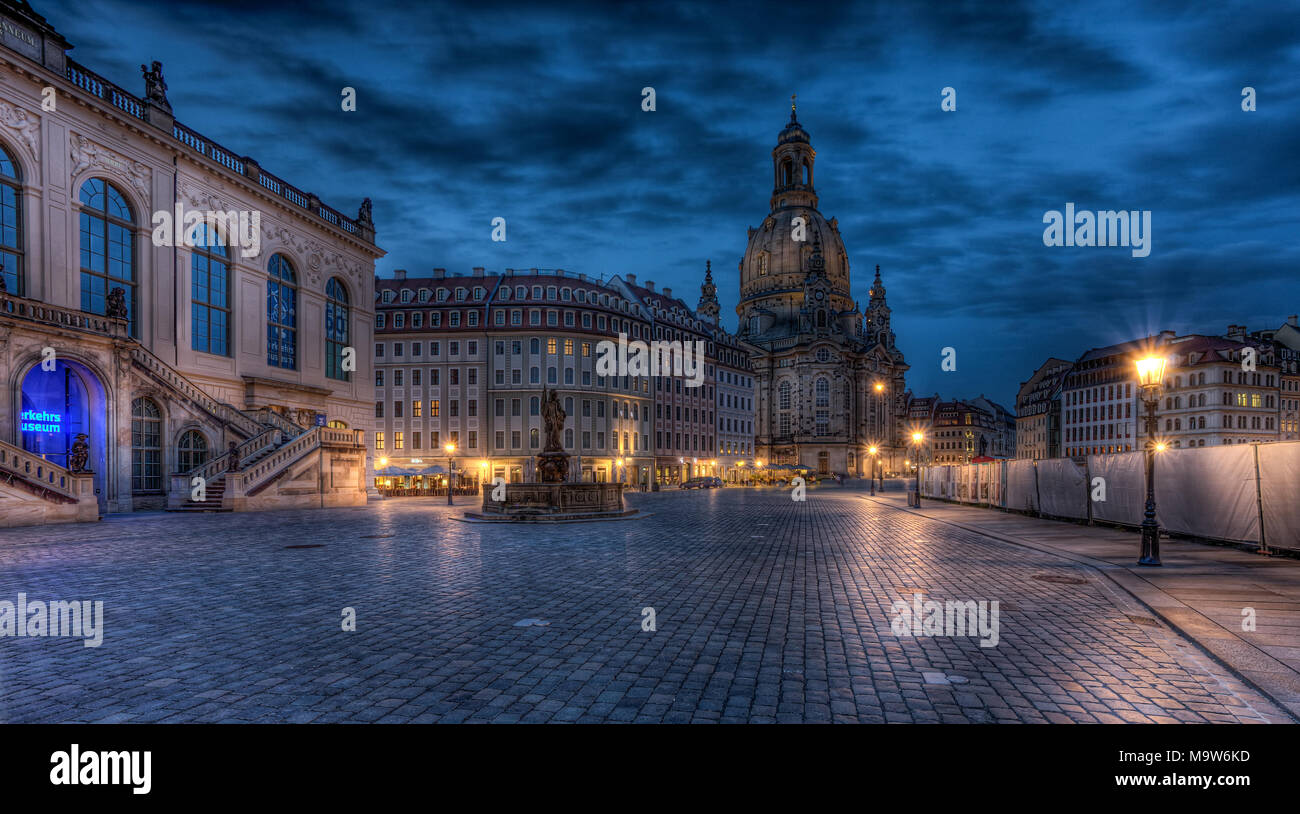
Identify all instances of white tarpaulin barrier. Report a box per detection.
[973,462,997,505]
[1258,442,1300,551]
[1155,444,1259,544]
[1036,458,1088,519]
[1004,459,1038,513]
[917,442,1298,551]
[959,465,976,503]
[1087,451,1146,526]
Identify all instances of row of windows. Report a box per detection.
[0,147,353,381]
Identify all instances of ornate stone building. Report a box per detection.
[736,105,908,476]
[0,1,379,526]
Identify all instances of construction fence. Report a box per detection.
[918,440,1300,552]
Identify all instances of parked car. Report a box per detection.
[681,477,722,489]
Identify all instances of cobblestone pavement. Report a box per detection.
[0,485,1290,723]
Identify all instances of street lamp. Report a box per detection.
[874,382,886,490]
[1135,355,1167,566]
[616,457,625,485]
[444,442,456,506]
[868,445,878,495]
[910,431,924,507]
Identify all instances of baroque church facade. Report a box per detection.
[736,105,909,476]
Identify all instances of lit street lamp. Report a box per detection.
[1135,355,1167,566]
[868,445,878,495]
[444,442,456,506]
[910,431,924,507]
[874,381,886,490]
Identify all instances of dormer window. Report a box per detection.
[455,287,467,301]
[437,289,449,302]
[418,289,431,302]
[400,289,413,303]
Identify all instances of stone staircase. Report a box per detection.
[165,425,287,512]
[0,439,98,527]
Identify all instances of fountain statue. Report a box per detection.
[462,386,639,523]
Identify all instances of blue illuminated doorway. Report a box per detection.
[19,359,108,508]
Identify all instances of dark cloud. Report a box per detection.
[55,0,1300,407]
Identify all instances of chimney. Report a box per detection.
[577,273,586,281]
[1289,315,1298,328]
[1158,329,1176,342]
[556,269,565,277]
[394,269,407,279]
[433,268,446,280]
[626,273,636,285]
[663,287,672,298]
[645,280,655,292]
[472,267,484,277]
[1227,324,1245,341]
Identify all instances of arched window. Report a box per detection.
[781,158,793,186]
[177,429,209,472]
[779,380,792,410]
[267,254,297,369]
[79,178,136,335]
[131,397,162,494]
[0,143,23,295]
[815,377,830,407]
[325,277,350,380]
[191,222,230,355]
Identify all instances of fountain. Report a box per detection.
[462,387,640,523]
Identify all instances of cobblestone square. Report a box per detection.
[0,486,1290,723]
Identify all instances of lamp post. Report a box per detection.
[616,457,625,486]
[868,446,878,495]
[874,382,886,491]
[910,431,924,506]
[444,442,456,506]
[1135,355,1167,566]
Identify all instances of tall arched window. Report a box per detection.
[79,178,136,335]
[267,253,297,369]
[779,380,792,410]
[815,377,830,407]
[325,277,350,381]
[177,429,209,472]
[131,397,162,494]
[191,222,230,355]
[0,143,23,295]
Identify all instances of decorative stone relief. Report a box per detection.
[70,133,151,201]
[0,102,40,162]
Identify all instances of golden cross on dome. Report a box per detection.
[791,93,796,113]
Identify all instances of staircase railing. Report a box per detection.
[129,346,263,438]
[245,407,307,439]
[0,439,83,503]
[0,291,128,337]
[230,427,363,497]
[168,428,281,505]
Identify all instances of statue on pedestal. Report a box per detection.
[536,387,569,482]
[69,434,90,473]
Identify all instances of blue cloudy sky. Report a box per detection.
[55,0,1299,406]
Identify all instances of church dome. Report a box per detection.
[739,207,850,303]
[738,106,853,312]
